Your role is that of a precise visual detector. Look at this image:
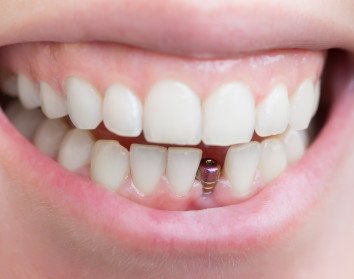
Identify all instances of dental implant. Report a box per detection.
[196,158,221,195]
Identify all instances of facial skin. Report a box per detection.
[1,1,354,278]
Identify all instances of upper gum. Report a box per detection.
[0,42,325,103]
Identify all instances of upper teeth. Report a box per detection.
[6,74,320,146]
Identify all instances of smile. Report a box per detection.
[0,1,354,274]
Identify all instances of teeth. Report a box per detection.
[6,101,44,140]
[103,84,143,137]
[65,77,102,130]
[58,129,95,171]
[39,82,68,119]
[289,79,315,130]
[166,147,202,196]
[143,80,202,145]
[202,83,255,146]
[130,144,167,195]
[255,84,290,137]
[90,140,130,192]
[0,73,18,97]
[18,74,40,109]
[259,138,287,183]
[33,119,69,158]
[282,129,308,164]
[312,81,321,116]
[224,142,261,197]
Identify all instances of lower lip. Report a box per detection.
[0,80,352,254]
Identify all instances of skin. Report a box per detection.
[0,1,354,278]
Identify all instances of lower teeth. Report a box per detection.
[2,98,313,210]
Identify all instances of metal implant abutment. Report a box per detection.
[196,158,221,195]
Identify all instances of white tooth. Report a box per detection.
[5,101,23,120]
[166,147,202,196]
[65,77,102,129]
[289,79,315,130]
[103,84,143,137]
[202,82,255,146]
[90,140,130,192]
[33,119,69,158]
[259,138,287,183]
[312,81,321,116]
[130,144,167,195]
[282,129,309,164]
[40,82,68,119]
[58,129,95,171]
[255,84,290,137]
[143,80,202,145]
[1,73,18,97]
[18,74,40,109]
[10,107,44,140]
[224,142,261,197]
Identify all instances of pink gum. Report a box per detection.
[0,42,325,103]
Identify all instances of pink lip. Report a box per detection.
[0,66,353,253]
[1,0,354,57]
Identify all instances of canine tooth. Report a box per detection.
[289,79,315,130]
[91,140,130,192]
[33,119,69,158]
[130,144,167,195]
[9,105,44,140]
[224,142,261,197]
[0,73,17,97]
[18,74,40,109]
[40,82,68,119]
[282,129,308,164]
[58,129,95,171]
[203,82,255,146]
[313,81,321,116]
[143,80,202,145]
[103,84,142,137]
[65,77,102,129]
[166,147,202,196]
[256,84,290,137]
[259,138,287,183]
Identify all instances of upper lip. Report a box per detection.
[1,0,354,57]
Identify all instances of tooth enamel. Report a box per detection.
[18,74,40,109]
[255,84,290,137]
[33,119,69,158]
[0,73,18,97]
[40,82,68,119]
[143,80,202,145]
[58,129,95,171]
[103,84,143,137]
[9,104,44,140]
[224,142,261,197]
[90,140,130,192]
[289,79,315,130]
[313,81,321,116]
[202,82,255,146]
[166,147,202,196]
[282,129,308,164]
[65,77,102,129]
[130,144,167,195]
[259,138,287,183]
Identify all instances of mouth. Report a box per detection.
[0,0,354,261]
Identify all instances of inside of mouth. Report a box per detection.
[0,44,333,211]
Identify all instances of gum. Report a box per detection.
[0,42,325,103]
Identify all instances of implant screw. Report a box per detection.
[196,158,221,195]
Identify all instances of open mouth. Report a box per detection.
[0,44,326,211]
[1,3,354,271]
